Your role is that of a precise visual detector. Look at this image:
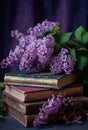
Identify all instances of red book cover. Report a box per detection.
[11,86,49,93]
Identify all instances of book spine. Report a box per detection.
[4,72,79,89]
[7,106,36,127]
[4,76,57,86]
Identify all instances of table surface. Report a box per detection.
[0,116,88,130]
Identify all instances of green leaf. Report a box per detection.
[52,25,61,33]
[70,49,77,61]
[77,47,88,52]
[49,25,62,36]
[74,26,88,44]
[59,32,72,44]
[82,31,88,43]
[54,42,61,52]
[75,26,84,41]
[42,30,51,37]
[42,25,62,37]
[77,55,88,70]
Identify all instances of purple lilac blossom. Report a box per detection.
[50,54,63,74]
[50,48,75,74]
[0,35,27,68]
[33,94,88,127]
[11,30,24,41]
[72,116,82,124]
[19,35,55,71]
[19,42,37,70]
[33,94,74,127]
[27,19,59,38]
[0,20,59,72]
[36,35,55,65]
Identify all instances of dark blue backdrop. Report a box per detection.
[0,0,88,81]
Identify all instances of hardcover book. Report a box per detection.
[4,94,88,116]
[4,94,46,114]
[4,83,83,102]
[7,105,37,127]
[4,71,80,89]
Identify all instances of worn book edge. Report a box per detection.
[4,83,83,102]
[4,72,80,89]
[4,94,46,114]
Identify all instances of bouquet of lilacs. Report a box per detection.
[0,20,88,74]
[0,19,80,75]
[1,20,88,78]
[33,94,88,127]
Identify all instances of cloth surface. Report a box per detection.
[0,116,88,130]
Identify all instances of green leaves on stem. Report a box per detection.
[42,25,88,85]
[48,25,88,85]
[74,26,88,44]
[53,26,88,71]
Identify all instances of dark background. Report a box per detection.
[0,0,88,81]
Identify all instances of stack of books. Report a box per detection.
[3,70,84,127]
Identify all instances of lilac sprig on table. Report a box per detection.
[33,94,88,127]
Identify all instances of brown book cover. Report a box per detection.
[4,71,80,89]
[7,105,37,127]
[4,83,83,102]
[4,94,46,114]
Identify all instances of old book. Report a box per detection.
[4,94,88,116]
[4,93,45,114]
[4,71,80,89]
[7,96,88,127]
[3,83,83,102]
[7,105,36,127]
[4,94,46,114]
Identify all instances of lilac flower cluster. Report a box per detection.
[33,94,88,127]
[0,20,57,71]
[50,48,75,74]
[0,20,75,74]
[33,95,73,127]
[27,19,59,38]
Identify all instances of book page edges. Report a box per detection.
[7,106,36,127]
[4,84,83,102]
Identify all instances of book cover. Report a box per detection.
[4,83,83,102]
[4,94,46,114]
[4,71,80,89]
